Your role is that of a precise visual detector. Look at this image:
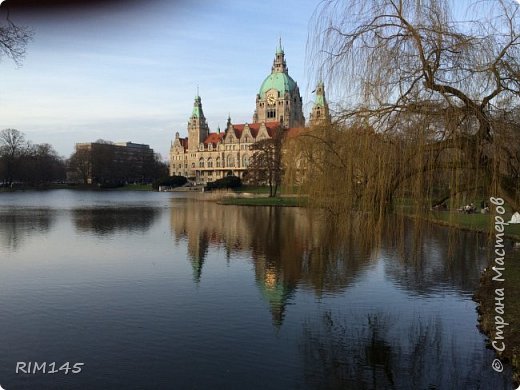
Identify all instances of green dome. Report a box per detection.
[259,72,297,98]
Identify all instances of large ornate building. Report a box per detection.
[169,42,329,183]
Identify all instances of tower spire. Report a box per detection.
[226,113,232,130]
[277,37,283,54]
[272,38,287,73]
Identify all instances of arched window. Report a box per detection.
[242,155,249,167]
[191,162,195,168]
[207,158,213,168]
[216,157,221,168]
[199,158,204,168]
[227,155,235,167]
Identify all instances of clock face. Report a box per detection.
[267,95,276,106]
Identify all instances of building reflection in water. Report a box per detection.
[169,198,377,326]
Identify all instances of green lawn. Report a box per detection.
[232,185,271,194]
[396,202,520,240]
[232,185,300,195]
[219,196,307,207]
[112,184,154,191]
[427,211,520,239]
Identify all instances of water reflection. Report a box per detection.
[170,199,381,325]
[382,219,491,295]
[301,311,510,389]
[0,191,513,389]
[0,208,55,251]
[73,207,160,236]
[175,202,495,299]
[169,200,501,329]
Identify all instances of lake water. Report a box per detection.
[0,190,515,389]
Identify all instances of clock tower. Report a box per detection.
[187,94,209,151]
[254,41,305,128]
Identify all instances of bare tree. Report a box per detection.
[248,128,286,197]
[0,128,27,185]
[68,148,93,184]
[0,6,33,66]
[302,0,520,213]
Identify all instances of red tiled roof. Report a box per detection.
[203,132,225,145]
[198,122,290,148]
[232,121,280,138]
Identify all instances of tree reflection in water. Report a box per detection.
[381,217,491,296]
[0,209,55,251]
[300,310,505,389]
[73,207,159,236]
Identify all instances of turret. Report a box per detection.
[187,95,210,150]
[309,81,330,127]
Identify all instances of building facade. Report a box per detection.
[169,43,329,184]
[74,141,156,184]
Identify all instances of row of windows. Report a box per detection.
[196,155,249,168]
[176,171,227,178]
[198,143,251,151]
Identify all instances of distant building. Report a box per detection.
[73,141,156,184]
[309,81,330,127]
[169,41,330,184]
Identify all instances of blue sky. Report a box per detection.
[0,0,320,159]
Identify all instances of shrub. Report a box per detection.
[152,175,187,190]
[206,175,242,190]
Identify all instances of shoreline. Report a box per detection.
[475,260,520,385]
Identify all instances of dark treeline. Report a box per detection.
[0,129,66,186]
[0,129,169,187]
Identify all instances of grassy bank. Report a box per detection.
[231,185,299,195]
[231,185,271,194]
[219,196,306,207]
[475,254,520,384]
[397,207,520,241]
[111,184,153,191]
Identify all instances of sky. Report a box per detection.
[0,0,321,159]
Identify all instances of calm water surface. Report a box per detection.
[0,190,515,389]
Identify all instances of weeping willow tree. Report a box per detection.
[286,0,520,219]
